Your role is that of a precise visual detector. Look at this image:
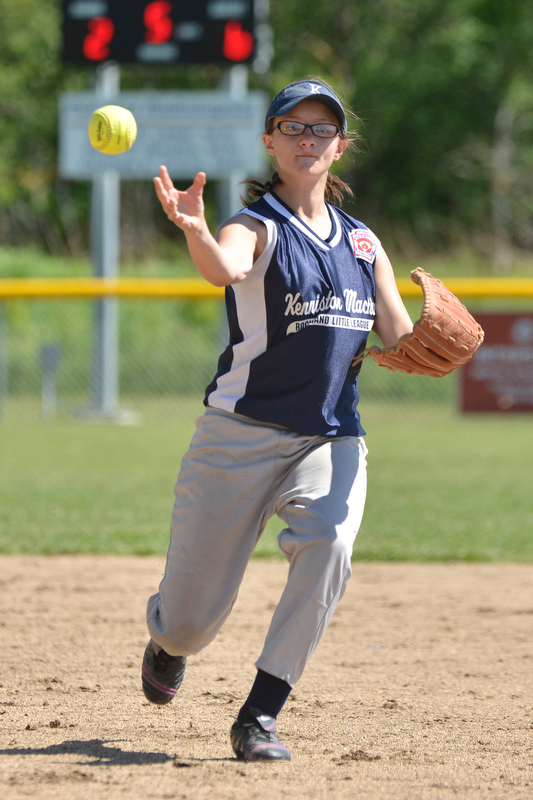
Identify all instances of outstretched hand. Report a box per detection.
[153,166,207,233]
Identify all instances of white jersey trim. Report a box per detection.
[207,210,278,413]
[327,206,343,248]
[263,193,331,251]
[236,209,278,278]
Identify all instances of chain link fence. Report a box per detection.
[0,294,463,426]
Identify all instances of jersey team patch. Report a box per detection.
[349,229,378,263]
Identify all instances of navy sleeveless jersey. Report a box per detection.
[204,191,378,437]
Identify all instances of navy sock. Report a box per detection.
[238,669,292,721]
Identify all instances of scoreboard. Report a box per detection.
[62,0,260,65]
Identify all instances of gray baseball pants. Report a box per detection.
[146,406,368,687]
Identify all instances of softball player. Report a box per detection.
[142,78,413,762]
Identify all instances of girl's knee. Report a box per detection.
[278,524,354,566]
[147,595,218,655]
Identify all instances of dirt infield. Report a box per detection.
[0,556,532,800]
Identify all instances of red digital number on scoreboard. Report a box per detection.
[223,20,254,61]
[64,0,258,64]
[83,16,115,62]
[144,1,173,44]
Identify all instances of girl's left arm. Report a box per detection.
[372,246,414,347]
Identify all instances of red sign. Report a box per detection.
[461,313,533,412]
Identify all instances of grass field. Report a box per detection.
[2,245,532,561]
[1,403,531,561]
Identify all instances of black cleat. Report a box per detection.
[141,639,186,705]
[230,707,291,762]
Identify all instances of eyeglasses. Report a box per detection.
[275,121,341,139]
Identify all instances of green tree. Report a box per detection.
[1,0,532,264]
[269,0,533,264]
[0,0,230,257]
[0,0,65,248]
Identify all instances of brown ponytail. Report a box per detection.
[242,171,353,208]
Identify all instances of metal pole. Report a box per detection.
[217,65,249,224]
[90,61,121,417]
[0,305,7,420]
[215,66,249,349]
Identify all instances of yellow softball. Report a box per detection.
[88,105,137,155]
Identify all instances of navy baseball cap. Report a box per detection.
[265,80,347,132]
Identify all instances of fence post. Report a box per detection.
[40,344,62,420]
[0,305,6,419]
[90,61,121,418]
[217,65,248,224]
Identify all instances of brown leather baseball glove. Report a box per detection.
[353,267,484,377]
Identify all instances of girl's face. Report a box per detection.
[262,100,348,180]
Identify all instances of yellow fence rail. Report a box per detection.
[1,276,533,300]
[396,277,533,298]
[0,278,224,300]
